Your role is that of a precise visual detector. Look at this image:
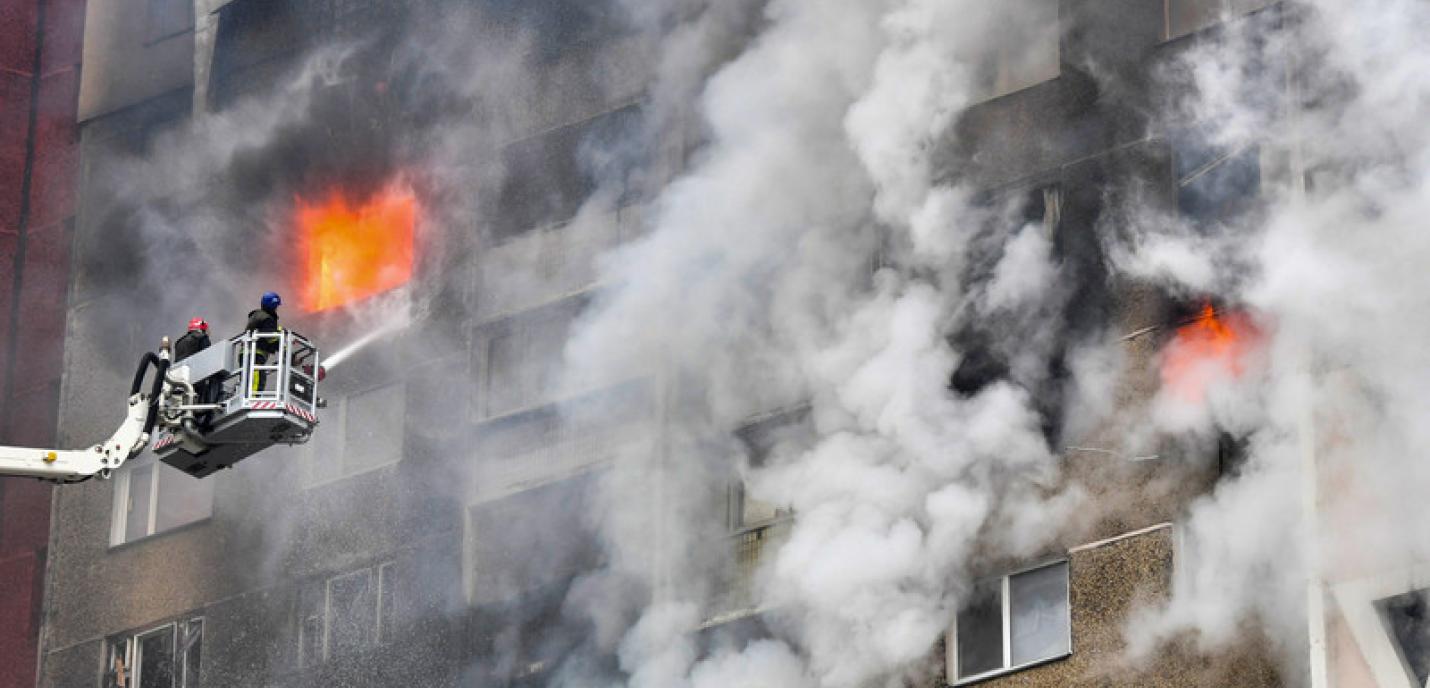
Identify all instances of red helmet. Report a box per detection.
[187,317,209,333]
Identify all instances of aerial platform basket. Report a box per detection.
[154,330,321,478]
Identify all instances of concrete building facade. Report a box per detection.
[16,1,1420,687]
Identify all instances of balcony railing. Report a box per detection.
[709,517,793,621]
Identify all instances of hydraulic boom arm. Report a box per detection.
[0,392,153,482]
[0,347,170,482]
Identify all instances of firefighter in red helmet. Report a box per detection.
[174,317,212,361]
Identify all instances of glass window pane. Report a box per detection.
[327,569,375,660]
[956,581,1004,678]
[138,626,176,688]
[125,465,154,543]
[180,620,203,688]
[1010,562,1070,666]
[1378,588,1430,685]
[343,384,405,474]
[155,463,214,533]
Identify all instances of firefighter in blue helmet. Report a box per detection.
[246,292,282,392]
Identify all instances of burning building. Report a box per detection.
[2,0,1427,687]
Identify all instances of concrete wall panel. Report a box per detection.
[0,479,52,556]
[0,0,38,74]
[0,71,33,231]
[13,221,70,395]
[26,67,80,230]
[40,0,86,72]
[0,551,42,688]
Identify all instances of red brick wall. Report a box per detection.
[0,1,83,686]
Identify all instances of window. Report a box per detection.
[1378,589,1430,686]
[145,0,194,44]
[488,104,648,239]
[1166,0,1275,40]
[465,474,601,606]
[1174,137,1262,226]
[302,382,406,486]
[971,0,1060,102]
[110,456,214,546]
[949,561,1071,683]
[478,306,579,419]
[297,562,399,668]
[104,618,202,688]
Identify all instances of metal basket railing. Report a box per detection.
[232,331,320,415]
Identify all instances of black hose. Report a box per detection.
[143,359,170,434]
[130,352,161,395]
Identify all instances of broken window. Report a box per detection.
[970,0,1061,102]
[297,562,400,668]
[1166,0,1276,40]
[1377,589,1430,686]
[488,103,648,240]
[950,561,1071,682]
[104,618,202,688]
[111,456,214,546]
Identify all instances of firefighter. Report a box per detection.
[173,318,211,361]
[246,292,282,392]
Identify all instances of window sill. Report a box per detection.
[108,516,212,552]
[951,652,1072,686]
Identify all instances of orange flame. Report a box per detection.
[296,185,416,312]
[1160,304,1261,402]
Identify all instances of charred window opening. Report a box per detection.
[489,104,649,240]
[104,618,203,688]
[1377,589,1430,686]
[1217,432,1250,479]
[949,185,1062,398]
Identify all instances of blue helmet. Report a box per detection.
[261,291,282,311]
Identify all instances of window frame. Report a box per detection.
[300,380,407,489]
[103,617,203,688]
[471,295,588,422]
[297,561,398,669]
[109,454,214,547]
[949,559,1072,685]
[1333,563,1430,688]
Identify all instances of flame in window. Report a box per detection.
[296,184,417,312]
[1160,303,1261,402]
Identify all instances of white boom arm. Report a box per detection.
[0,392,153,482]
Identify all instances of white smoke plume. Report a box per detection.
[1115,0,1430,680]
